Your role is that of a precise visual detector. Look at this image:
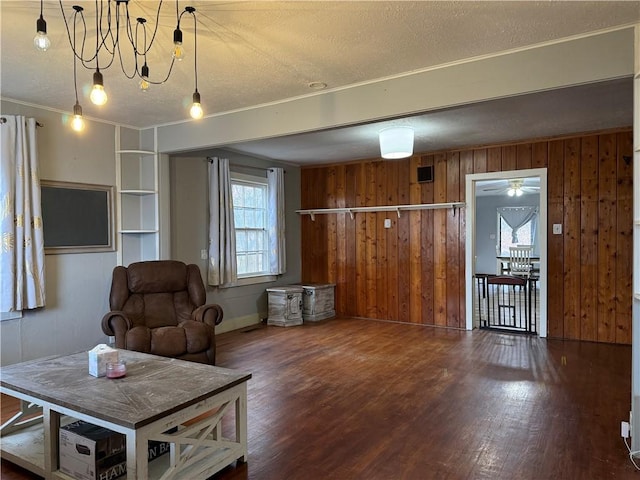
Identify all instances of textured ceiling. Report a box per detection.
[1,1,639,163]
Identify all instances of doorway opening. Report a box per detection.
[464,168,548,337]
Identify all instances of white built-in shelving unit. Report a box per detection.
[115,131,159,265]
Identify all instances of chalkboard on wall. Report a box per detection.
[41,180,115,254]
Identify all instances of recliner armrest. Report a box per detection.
[193,304,223,327]
[101,311,133,349]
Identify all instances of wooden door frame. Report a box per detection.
[464,168,548,337]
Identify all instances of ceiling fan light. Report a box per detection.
[507,188,516,197]
[379,126,414,159]
[515,188,523,197]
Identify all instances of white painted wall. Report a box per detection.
[0,100,304,364]
[169,151,301,333]
[0,99,123,365]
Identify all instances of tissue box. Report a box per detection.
[88,344,118,378]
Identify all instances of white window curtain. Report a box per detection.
[208,157,237,287]
[497,206,538,243]
[267,167,286,275]
[0,115,46,312]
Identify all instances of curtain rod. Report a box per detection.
[0,117,44,127]
[207,157,284,173]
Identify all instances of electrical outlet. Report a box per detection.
[200,249,208,260]
[622,421,630,438]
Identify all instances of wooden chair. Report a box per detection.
[508,246,533,278]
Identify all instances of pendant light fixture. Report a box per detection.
[34,1,204,130]
[379,126,414,159]
[71,102,85,132]
[90,68,108,106]
[173,27,185,61]
[187,6,203,119]
[70,36,84,133]
[139,63,150,92]
[33,0,50,52]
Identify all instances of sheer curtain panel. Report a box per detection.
[208,157,237,287]
[0,115,45,312]
[497,206,538,243]
[267,167,286,275]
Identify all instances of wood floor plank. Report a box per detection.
[2,319,636,480]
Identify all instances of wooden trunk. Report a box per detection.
[301,284,336,322]
[266,286,303,327]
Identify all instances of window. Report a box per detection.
[231,174,269,277]
[497,214,535,256]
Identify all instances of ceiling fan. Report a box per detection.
[480,179,540,197]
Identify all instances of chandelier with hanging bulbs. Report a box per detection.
[33,0,203,132]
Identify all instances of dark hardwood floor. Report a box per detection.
[2,318,637,479]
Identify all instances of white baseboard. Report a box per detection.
[216,313,262,334]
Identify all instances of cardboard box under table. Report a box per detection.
[59,421,170,480]
[59,421,126,480]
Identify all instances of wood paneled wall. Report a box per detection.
[300,129,633,344]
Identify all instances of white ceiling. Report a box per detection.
[476,177,540,197]
[1,1,639,164]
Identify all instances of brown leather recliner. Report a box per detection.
[101,260,223,365]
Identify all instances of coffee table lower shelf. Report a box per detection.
[1,421,244,480]
[0,351,250,480]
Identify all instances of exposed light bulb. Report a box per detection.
[190,91,203,119]
[139,64,150,92]
[90,70,108,105]
[71,102,85,132]
[507,188,515,197]
[173,28,185,61]
[516,188,523,197]
[34,15,50,51]
[139,78,150,92]
[33,32,50,51]
[90,84,107,105]
[173,44,185,61]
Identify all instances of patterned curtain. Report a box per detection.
[0,115,46,311]
[207,157,237,287]
[267,167,286,275]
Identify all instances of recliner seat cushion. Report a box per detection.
[126,326,152,353]
[181,320,211,353]
[150,326,188,358]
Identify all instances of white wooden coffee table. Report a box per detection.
[0,349,251,479]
